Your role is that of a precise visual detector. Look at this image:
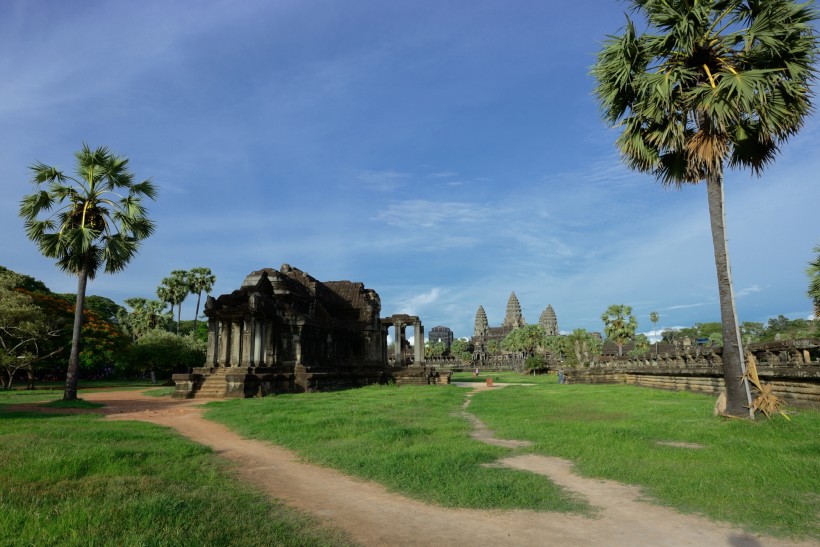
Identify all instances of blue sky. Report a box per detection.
[2,0,818,341]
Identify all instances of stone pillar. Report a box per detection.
[252,319,264,366]
[206,319,218,366]
[217,320,231,367]
[230,320,242,366]
[414,323,424,364]
[240,318,253,366]
[394,322,404,364]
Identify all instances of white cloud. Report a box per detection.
[356,170,410,192]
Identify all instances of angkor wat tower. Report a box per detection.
[472,294,559,357]
[539,304,558,336]
[503,292,526,330]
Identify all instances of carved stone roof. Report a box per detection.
[503,292,526,329]
[539,304,558,336]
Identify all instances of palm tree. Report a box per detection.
[601,304,638,356]
[19,144,156,400]
[808,245,820,320]
[157,270,189,334]
[592,0,817,417]
[188,267,216,333]
[649,311,660,357]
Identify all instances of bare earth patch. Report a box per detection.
[35,388,811,547]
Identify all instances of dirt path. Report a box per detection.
[71,387,814,547]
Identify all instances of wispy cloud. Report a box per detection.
[735,284,762,298]
[397,288,442,315]
[372,199,493,228]
[356,170,411,192]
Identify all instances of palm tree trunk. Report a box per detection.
[705,171,754,418]
[64,267,88,401]
[193,292,202,334]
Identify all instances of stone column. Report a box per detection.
[240,318,253,366]
[217,320,231,367]
[205,319,217,367]
[230,320,242,367]
[414,323,424,364]
[394,322,404,364]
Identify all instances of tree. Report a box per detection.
[501,324,547,356]
[117,297,172,339]
[808,245,820,319]
[157,270,189,333]
[19,144,156,400]
[601,304,637,356]
[592,1,817,417]
[0,272,63,388]
[564,328,602,367]
[649,311,660,357]
[449,338,472,362]
[188,267,215,334]
[125,330,205,381]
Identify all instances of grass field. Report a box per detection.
[205,376,820,541]
[0,388,353,546]
[2,377,818,542]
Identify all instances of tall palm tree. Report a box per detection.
[808,245,820,320]
[601,304,637,356]
[592,0,817,417]
[649,311,660,357]
[157,270,189,334]
[188,267,216,334]
[19,144,156,400]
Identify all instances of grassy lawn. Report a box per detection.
[204,378,820,541]
[204,384,588,512]
[0,391,353,546]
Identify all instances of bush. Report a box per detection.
[126,331,205,378]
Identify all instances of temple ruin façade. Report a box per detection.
[172,264,447,398]
[472,292,558,359]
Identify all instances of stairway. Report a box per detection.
[193,367,229,398]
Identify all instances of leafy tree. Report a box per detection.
[501,324,547,356]
[601,304,637,356]
[425,340,445,359]
[117,297,172,339]
[19,144,156,400]
[126,330,205,381]
[188,267,215,334]
[0,273,63,388]
[564,328,602,367]
[0,266,50,293]
[592,0,817,417]
[760,315,813,341]
[449,338,472,362]
[740,321,765,345]
[629,333,651,356]
[157,270,189,333]
[808,244,820,319]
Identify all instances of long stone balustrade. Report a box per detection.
[566,339,820,409]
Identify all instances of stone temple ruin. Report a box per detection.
[172,264,448,398]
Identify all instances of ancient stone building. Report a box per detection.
[539,304,558,336]
[472,293,559,359]
[428,325,454,350]
[503,292,526,330]
[172,264,447,398]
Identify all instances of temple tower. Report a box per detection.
[502,292,526,329]
[474,305,489,338]
[539,304,558,336]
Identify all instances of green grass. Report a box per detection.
[451,371,549,384]
[204,380,819,541]
[204,385,588,512]
[0,395,353,546]
[468,382,820,540]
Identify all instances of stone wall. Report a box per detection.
[564,339,820,409]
